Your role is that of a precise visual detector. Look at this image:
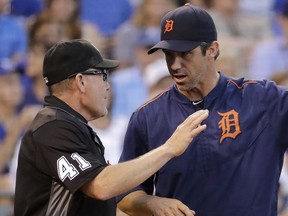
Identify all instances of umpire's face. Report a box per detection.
[73,69,111,121]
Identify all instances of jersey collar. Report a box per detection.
[171,72,229,107]
[44,95,88,124]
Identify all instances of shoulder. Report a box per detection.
[30,107,85,134]
[226,76,285,100]
[135,87,172,114]
[226,76,272,90]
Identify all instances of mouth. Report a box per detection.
[173,74,187,83]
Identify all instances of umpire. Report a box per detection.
[14,39,208,216]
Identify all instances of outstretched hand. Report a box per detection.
[165,109,208,157]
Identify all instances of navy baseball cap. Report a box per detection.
[43,39,120,86]
[148,3,217,54]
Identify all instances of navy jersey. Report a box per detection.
[15,96,116,216]
[117,73,288,216]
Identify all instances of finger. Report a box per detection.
[186,110,209,129]
[178,204,196,216]
[187,109,209,124]
[191,124,207,136]
[186,109,208,121]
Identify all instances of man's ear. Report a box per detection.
[209,41,219,59]
[75,74,86,93]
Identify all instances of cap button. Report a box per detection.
[184,3,190,6]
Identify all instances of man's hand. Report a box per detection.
[147,196,196,216]
[118,191,196,216]
[165,109,208,157]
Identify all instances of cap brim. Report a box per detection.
[147,40,202,54]
[94,59,120,69]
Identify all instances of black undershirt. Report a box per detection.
[192,99,204,111]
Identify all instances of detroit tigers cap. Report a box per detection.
[43,39,120,86]
[148,3,217,54]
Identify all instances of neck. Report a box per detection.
[56,92,85,118]
[90,115,111,130]
[179,71,220,101]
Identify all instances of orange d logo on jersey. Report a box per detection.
[164,20,174,34]
[218,109,241,143]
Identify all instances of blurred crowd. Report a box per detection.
[1,0,288,215]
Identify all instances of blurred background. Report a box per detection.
[1,0,288,215]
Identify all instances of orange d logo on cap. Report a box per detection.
[164,20,174,34]
[148,4,217,54]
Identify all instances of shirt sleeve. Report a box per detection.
[263,81,288,149]
[33,120,107,193]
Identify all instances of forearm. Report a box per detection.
[118,190,154,216]
[83,144,174,200]
[82,109,208,200]
[118,190,196,216]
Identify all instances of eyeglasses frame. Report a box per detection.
[67,68,109,81]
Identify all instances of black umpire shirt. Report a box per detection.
[14,95,116,216]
